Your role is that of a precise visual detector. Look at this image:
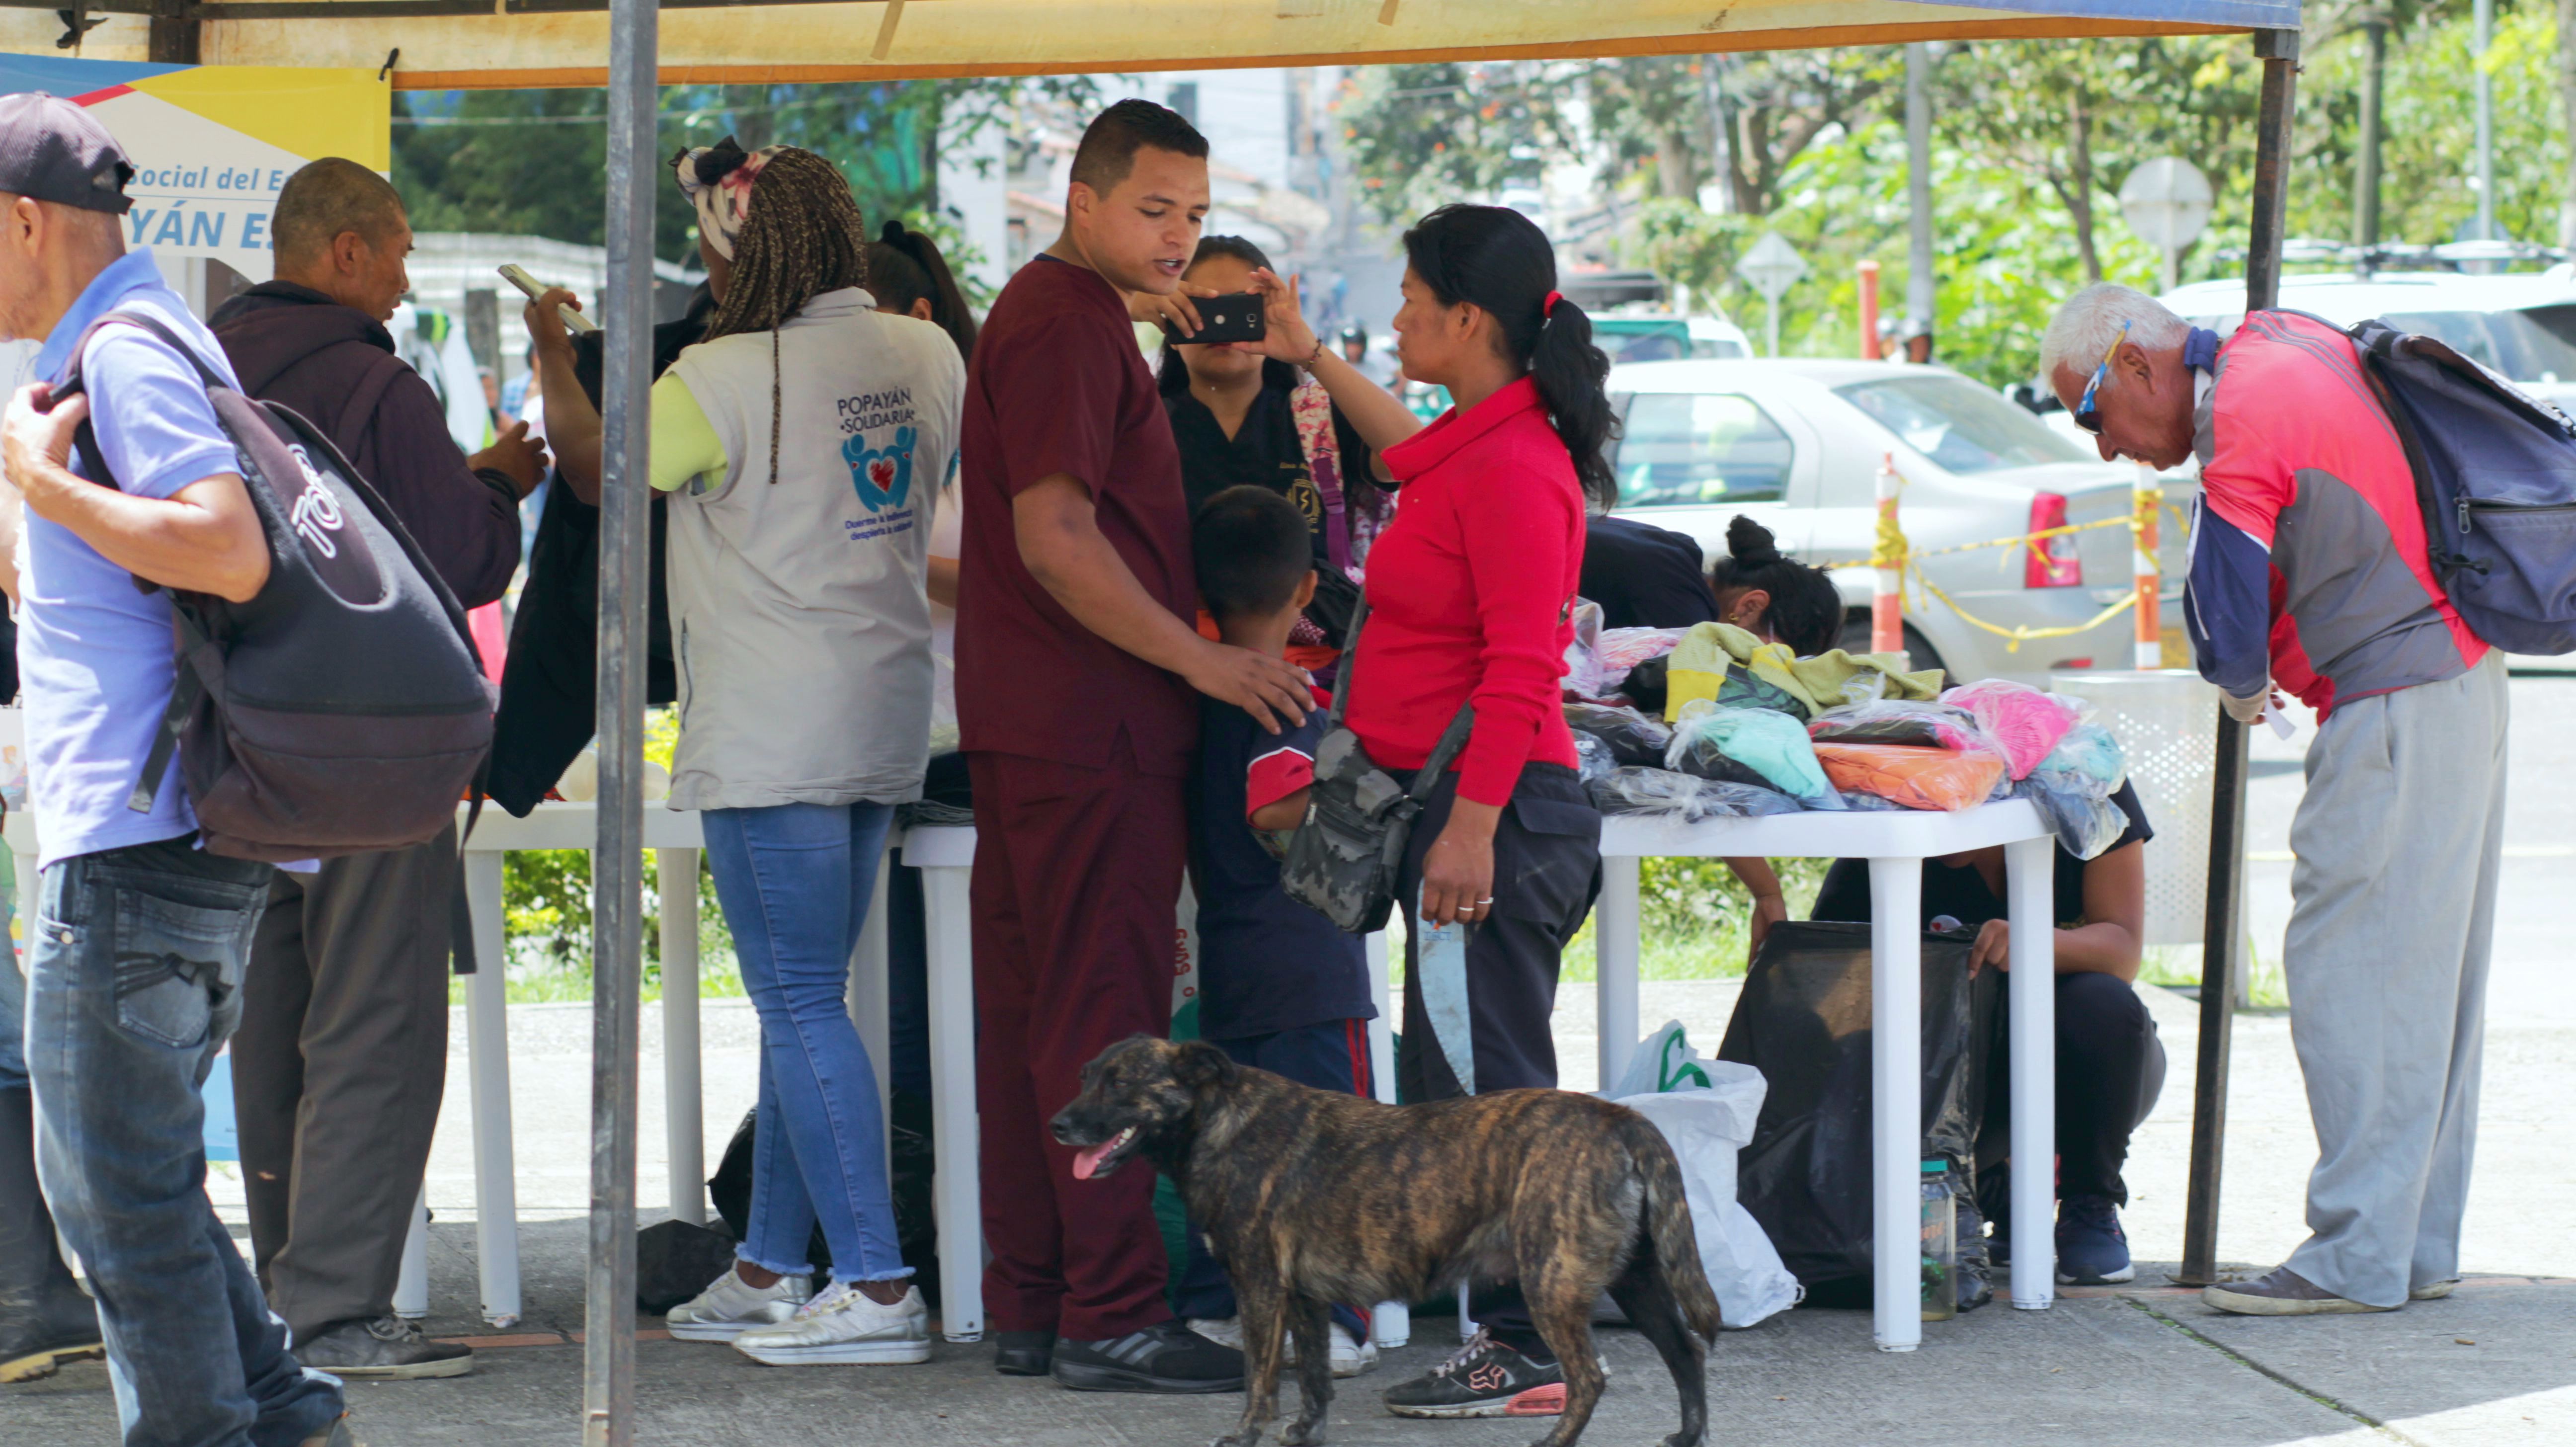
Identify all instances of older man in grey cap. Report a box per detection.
[0,92,352,1446]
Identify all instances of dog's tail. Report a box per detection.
[1623,1114,1723,1342]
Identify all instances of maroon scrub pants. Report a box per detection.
[969,741,1184,1342]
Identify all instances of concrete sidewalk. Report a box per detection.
[8,1214,2570,1445]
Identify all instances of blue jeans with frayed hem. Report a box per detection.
[701,802,912,1286]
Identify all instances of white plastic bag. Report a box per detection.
[1605,1023,1802,1329]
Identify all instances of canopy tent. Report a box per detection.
[1,4,2298,1441]
[6,0,2296,85]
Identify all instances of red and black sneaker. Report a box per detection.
[1381,1330,1567,1419]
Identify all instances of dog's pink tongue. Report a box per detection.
[1071,1141,1112,1181]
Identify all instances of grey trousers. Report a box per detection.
[2280,651,2506,1309]
[234,827,457,1342]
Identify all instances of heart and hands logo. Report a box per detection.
[843,425,917,513]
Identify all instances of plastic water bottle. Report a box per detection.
[1920,1159,1957,1322]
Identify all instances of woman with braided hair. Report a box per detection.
[530,140,966,1367]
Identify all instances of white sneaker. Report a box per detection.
[1184,1316,1379,1378]
[733,1282,932,1366]
[665,1266,812,1342]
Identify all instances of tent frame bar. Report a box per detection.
[2176,22,2298,1289]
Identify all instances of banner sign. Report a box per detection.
[0,55,389,282]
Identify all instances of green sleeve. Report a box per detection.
[649,371,727,492]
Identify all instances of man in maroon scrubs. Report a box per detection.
[955,98,1311,1394]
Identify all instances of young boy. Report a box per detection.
[1177,486,1380,1376]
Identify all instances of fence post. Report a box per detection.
[2133,462,2163,670]
[1872,453,1904,658]
[1857,259,1883,359]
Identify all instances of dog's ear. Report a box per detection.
[1170,1041,1237,1090]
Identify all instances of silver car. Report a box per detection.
[1605,359,2195,685]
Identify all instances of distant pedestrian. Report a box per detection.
[209,155,545,1383]
[0,92,350,1445]
[2041,282,2503,1316]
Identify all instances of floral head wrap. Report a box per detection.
[671,135,783,260]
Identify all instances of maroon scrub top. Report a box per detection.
[955,254,1200,777]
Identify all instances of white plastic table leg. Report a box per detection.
[848,841,893,1180]
[657,847,705,1226]
[1595,853,1642,1095]
[2004,836,2058,1310]
[1867,856,1923,1352]
[1363,929,1408,1350]
[919,861,982,1342]
[461,848,521,1328]
[393,1189,429,1318]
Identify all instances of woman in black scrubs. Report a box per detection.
[1152,236,1421,572]
[1807,785,2169,1289]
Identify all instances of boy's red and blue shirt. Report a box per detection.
[1187,683,1375,1042]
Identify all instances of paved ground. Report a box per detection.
[11,676,2576,1443]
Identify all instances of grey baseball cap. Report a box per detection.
[0,92,133,215]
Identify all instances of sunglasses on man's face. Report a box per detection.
[2073,320,2131,435]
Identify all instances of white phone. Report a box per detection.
[498,264,598,334]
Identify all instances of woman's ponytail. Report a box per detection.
[1401,204,1619,508]
[1527,293,1617,508]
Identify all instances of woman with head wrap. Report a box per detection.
[529,141,967,1367]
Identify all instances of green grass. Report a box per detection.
[2138,941,2290,1012]
[1393,855,1831,987]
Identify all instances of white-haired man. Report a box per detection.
[2040,282,2504,1316]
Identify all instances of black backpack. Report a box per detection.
[2347,315,2576,655]
[55,310,494,863]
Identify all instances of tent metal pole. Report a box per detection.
[2177,23,2297,1290]
[583,0,656,1437]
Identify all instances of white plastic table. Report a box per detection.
[1594,799,2057,1351]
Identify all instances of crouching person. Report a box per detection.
[1176,487,1380,1377]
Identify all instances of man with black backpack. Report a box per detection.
[2041,283,2507,1319]
[207,157,542,1383]
[0,94,353,1445]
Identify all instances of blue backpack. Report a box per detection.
[2348,315,2576,655]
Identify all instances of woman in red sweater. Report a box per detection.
[1350,204,1618,1422]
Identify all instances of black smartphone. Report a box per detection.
[1161,293,1266,345]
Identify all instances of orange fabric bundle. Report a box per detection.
[1813,742,2005,813]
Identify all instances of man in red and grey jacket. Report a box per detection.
[2043,283,2505,1317]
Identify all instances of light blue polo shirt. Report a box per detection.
[21,248,242,870]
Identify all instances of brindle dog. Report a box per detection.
[1050,1036,1720,1447]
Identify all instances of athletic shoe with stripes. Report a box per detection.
[732,1282,932,1366]
[665,1265,812,1342]
[1050,1319,1244,1393]
[1382,1330,1569,1419]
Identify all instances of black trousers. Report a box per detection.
[1392,763,1600,1358]
[1975,970,2168,1219]
[234,829,457,1342]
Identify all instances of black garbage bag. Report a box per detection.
[1715,920,1999,1305]
[637,1218,739,1315]
[707,1088,942,1305]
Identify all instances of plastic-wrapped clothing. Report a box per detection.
[1564,701,1675,768]
[1665,700,1844,809]
[1572,729,1616,784]
[2013,774,2133,859]
[2034,721,2127,796]
[1596,626,1687,680]
[1805,699,1996,754]
[1838,790,1910,812]
[1559,599,1610,697]
[1621,654,1672,716]
[1588,767,1801,823]
[1662,621,1944,723]
[1813,741,2006,813]
[1941,678,2088,781]
[1716,921,2000,1298]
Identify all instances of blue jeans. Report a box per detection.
[25,834,344,1447]
[2,847,25,1091]
[702,803,910,1285]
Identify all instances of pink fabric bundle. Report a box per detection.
[1941,678,2086,780]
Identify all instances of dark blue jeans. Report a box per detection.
[25,834,344,1447]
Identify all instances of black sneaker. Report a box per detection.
[295,1315,474,1380]
[994,1329,1054,1376]
[2056,1194,2135,1285]
[1382,1330,1567,1419]
[1953,1201,1993,1313]
[0,1280,104,1384]
[1050,1319,1243,1393]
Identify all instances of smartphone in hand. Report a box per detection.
[1160,293,1265,345]
[498,264,599,334]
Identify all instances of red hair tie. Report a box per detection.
[1542,290,1564,319]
